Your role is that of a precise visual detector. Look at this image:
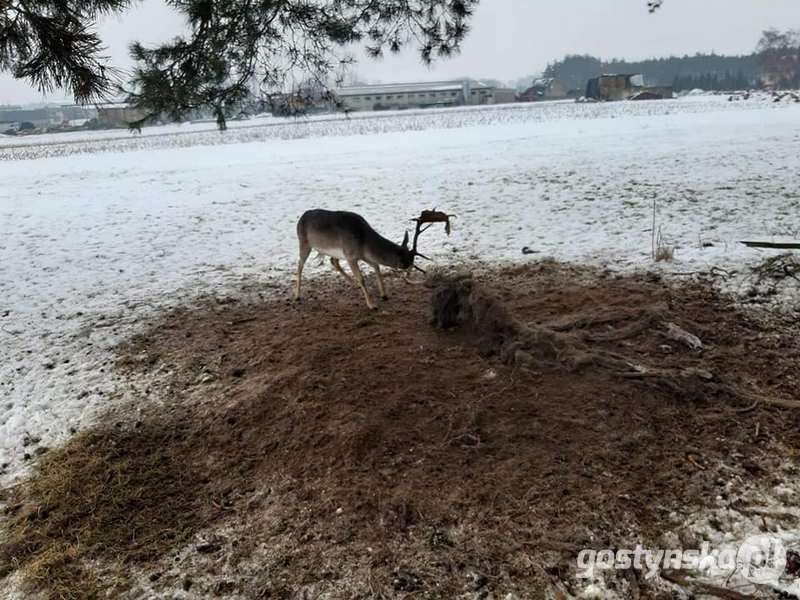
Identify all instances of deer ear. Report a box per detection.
[402,231,409,248]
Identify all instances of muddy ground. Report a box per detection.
[1,261,799,599]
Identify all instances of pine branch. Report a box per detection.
[0,0,131,102]
[0,0,667,114]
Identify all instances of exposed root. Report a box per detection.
[546,306,666,333]
[430,273,798,410]
[724,385,800,411]
[431,273,664,373]
[582,315,659,342]
[430,274,583,369]
[660,570,758,600]
[749,253,800,294]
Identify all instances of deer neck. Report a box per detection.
[363,231,405,268]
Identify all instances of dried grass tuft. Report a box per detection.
[654,226,675,262]
[1,425,208,598]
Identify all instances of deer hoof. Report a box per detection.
[381,295,389,301]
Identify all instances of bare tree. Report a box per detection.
[756,28,800,89]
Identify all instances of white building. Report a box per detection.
[95,103,148,128]
[336,80,516,112]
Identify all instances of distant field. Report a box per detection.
[0,93,781,160]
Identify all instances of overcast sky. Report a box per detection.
[1,0,797,104]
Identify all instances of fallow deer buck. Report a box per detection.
[295,209,451,310]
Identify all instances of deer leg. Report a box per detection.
[330,258,354,285]
[295,241,311,301]
[346,258,376,310]
[371,263,388,300]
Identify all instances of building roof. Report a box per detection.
[0,108,51,122]
[598,73,643,80]
[531,77,554,88]
[336,79,490,97]
[96,102,133,110]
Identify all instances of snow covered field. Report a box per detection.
[1,96,799,484]
[0,92,789,160]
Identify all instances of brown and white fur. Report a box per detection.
[295,209,415,310]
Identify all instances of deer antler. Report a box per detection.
[410,209,453,272]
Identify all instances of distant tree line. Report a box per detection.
[543,53,761,93]
[672,69,755,92]
[544,29,800,94]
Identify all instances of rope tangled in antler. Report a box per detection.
[409,209,454,272]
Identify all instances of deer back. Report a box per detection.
[297,210,412,268]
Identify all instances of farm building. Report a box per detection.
[519,78,570,102]
[336,80,517,112]
[95,103,149,128]
[0,105,94,133]
[0,108,55,131]
[585,74,673,101]
[585,74,645,101]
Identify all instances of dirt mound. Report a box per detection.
[3,262,799,598]
[430,271,799,408]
